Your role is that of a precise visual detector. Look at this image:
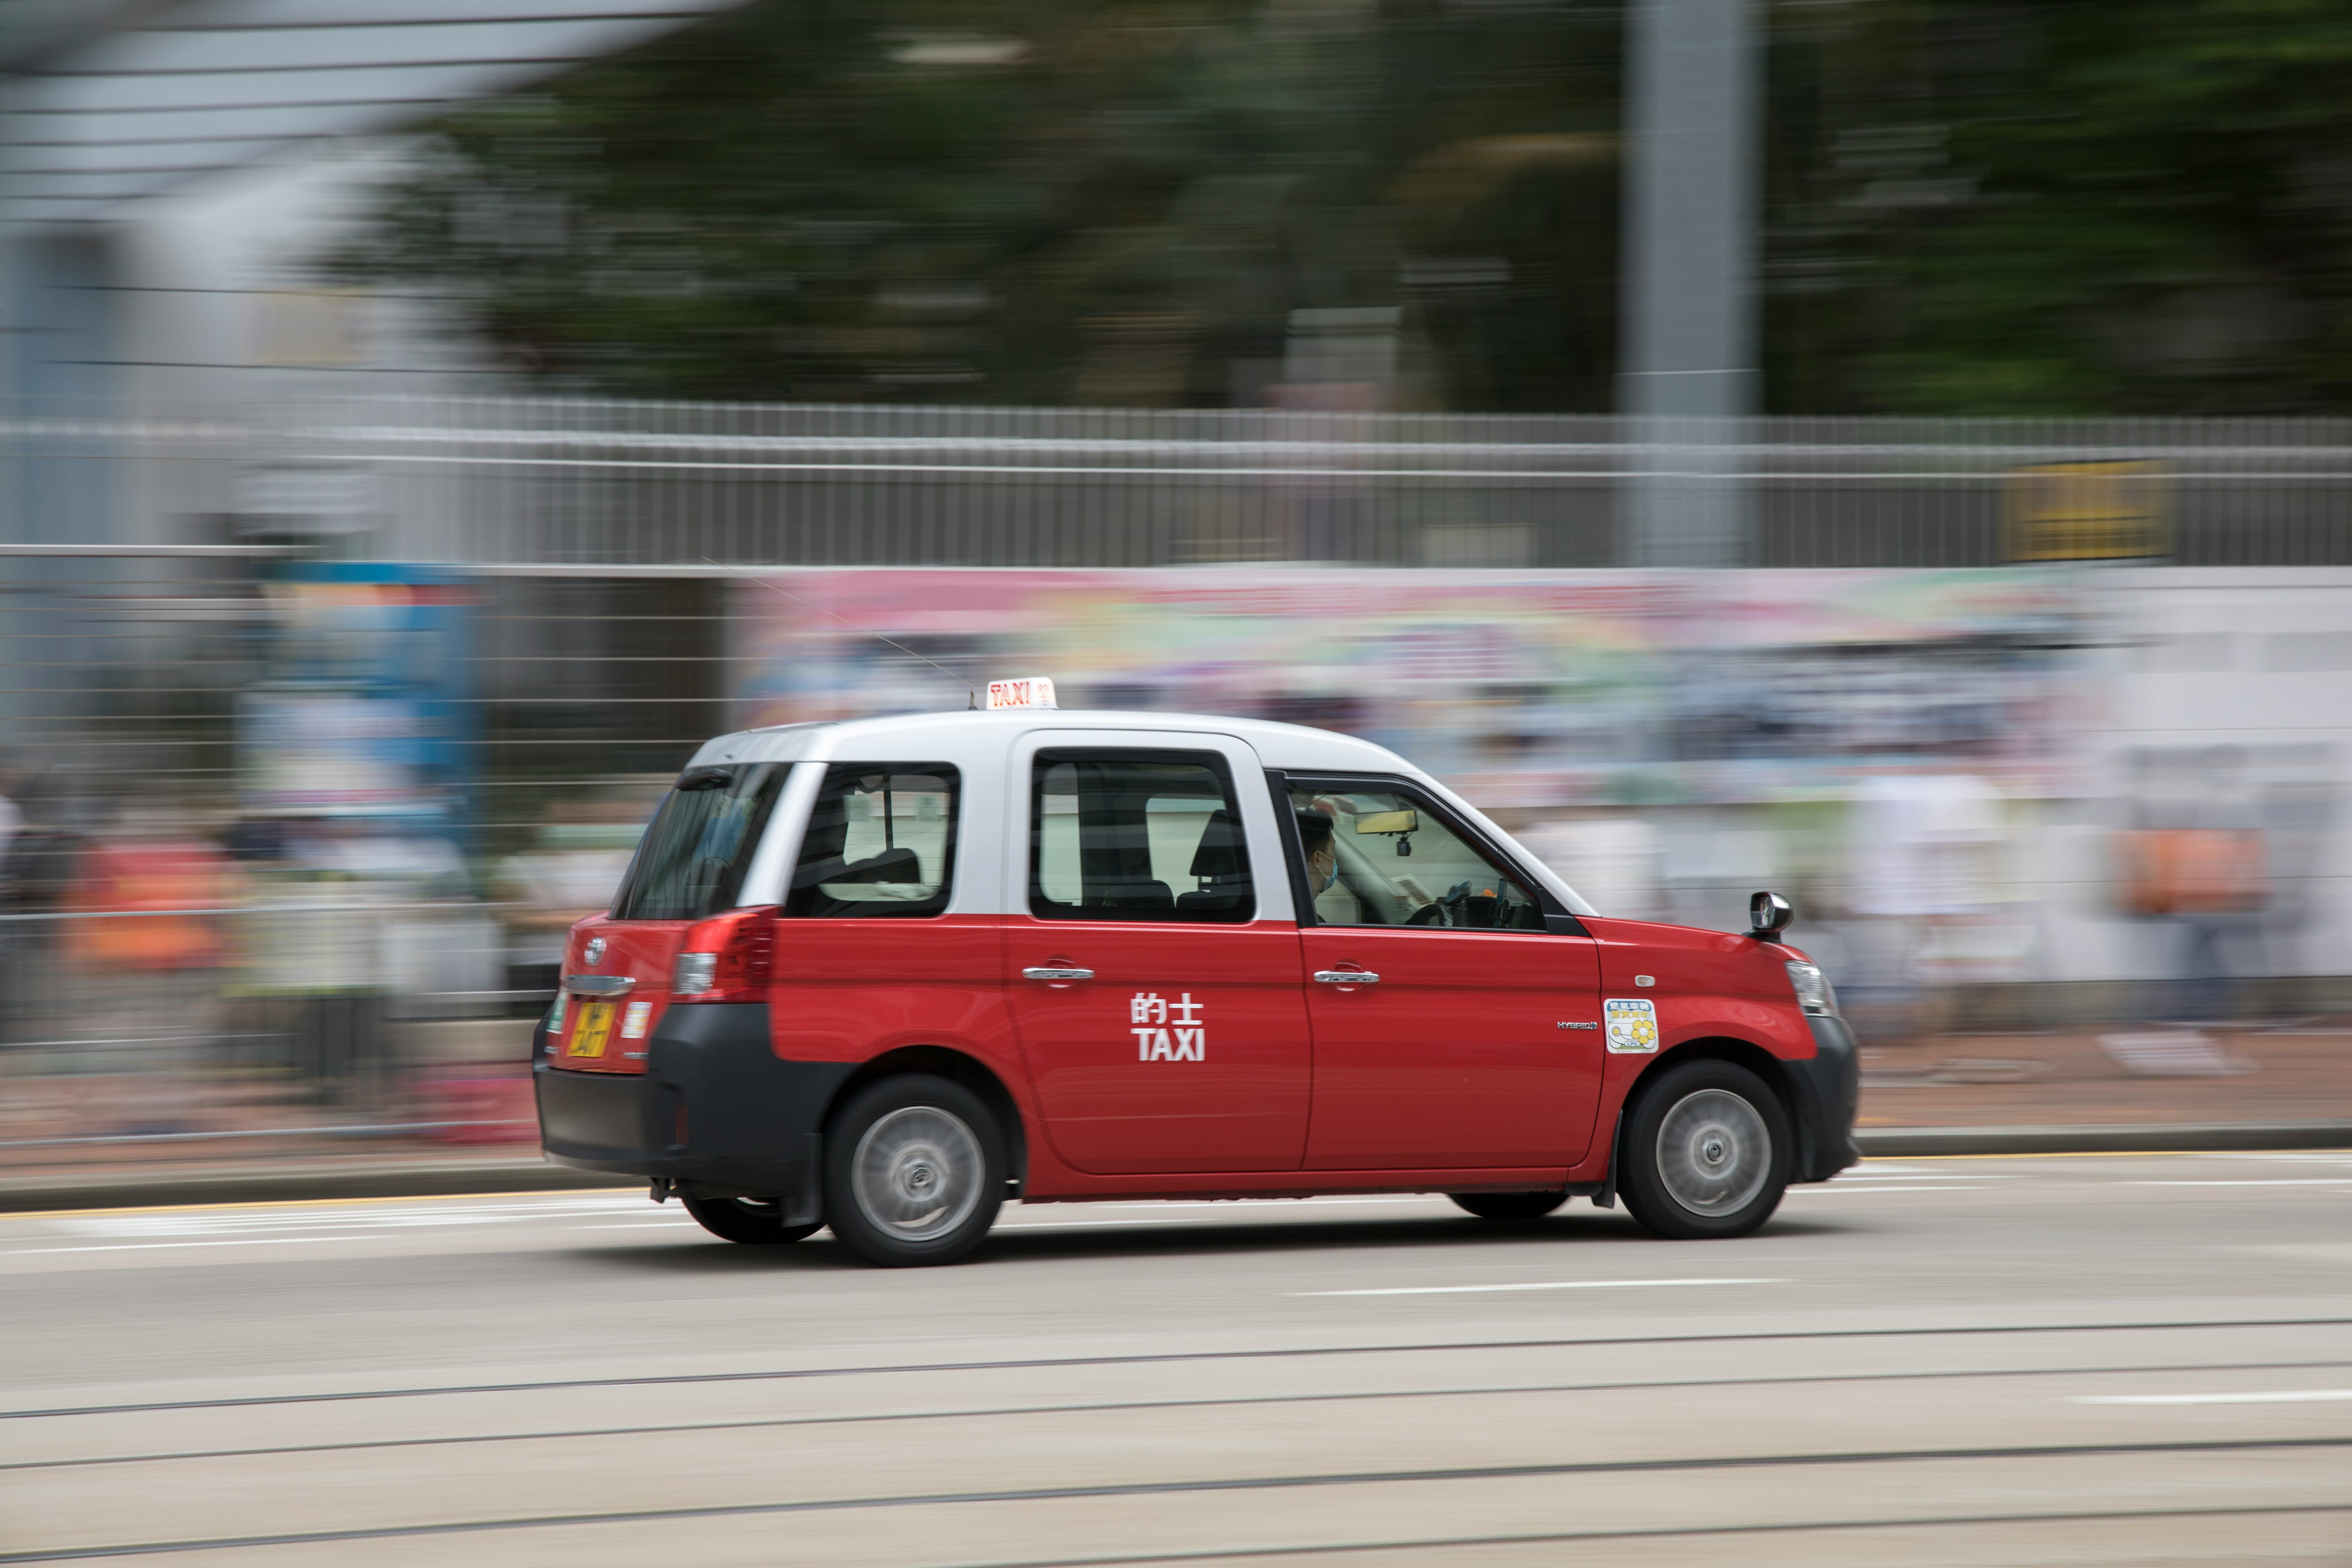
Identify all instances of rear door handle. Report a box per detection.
[562,974,636,997]
[1023,966,1094,982]
[1313,970,1380,985]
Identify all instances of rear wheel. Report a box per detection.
[1449,1191,1568,1221]
[679,1193,821,1245]
[1618,1059,1790,1240]
[824,1075,1005,1267]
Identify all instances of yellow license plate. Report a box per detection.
[568,1001,616,1058]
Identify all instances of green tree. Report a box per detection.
[1767,0,2352,415]
[343,0,2352,414]
[329,0,1622,409]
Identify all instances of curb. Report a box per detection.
[0,1160,635,1214]
[1856,1122,2352,1157]
[7,1122,2352,1211]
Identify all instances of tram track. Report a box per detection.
[858,1503,2352,1568]
[7,1436,2352,1562]
[8,1162,2352,1565]
[10,1313,2350,1423]
[11,1355,2352,1475]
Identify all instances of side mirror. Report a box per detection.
[1749,890,1793,942]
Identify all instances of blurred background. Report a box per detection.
[3,0,2350,1188]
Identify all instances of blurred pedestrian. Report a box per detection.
[0,778,85,1058]
[2118,746,2267,1023]
[493,799,648,997]
[1847,771,2011,1038]
[46,808,235,1132]
[242,815,398,1107]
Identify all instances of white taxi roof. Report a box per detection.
[689,709,1597,917]
[688,709,1414,776]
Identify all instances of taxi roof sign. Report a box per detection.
[986,676,1057,710]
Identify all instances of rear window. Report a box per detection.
[609,764,786,922]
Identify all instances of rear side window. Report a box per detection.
[1030,750,1253,923]
[610,764,786,921]
[787,765,959,919]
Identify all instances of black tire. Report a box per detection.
[1449,1191,1568,1221]
[823,1074,1005,1267]
[1617,1059,1791,1240]
[678,1193,822,1245]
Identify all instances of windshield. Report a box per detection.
[609,764,785,921]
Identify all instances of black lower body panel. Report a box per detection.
[1786,1015,1862,1182]
[536,1002,856,1213]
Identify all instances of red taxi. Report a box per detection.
[535,700,1859,1266]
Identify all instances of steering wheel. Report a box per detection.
[1404,901,1451,927]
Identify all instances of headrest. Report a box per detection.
[1188,808,1247,879]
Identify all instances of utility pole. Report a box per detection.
[1619,0,1760,567]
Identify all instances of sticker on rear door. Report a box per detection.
[1603,998,1659,1054]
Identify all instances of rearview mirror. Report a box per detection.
[1749,890,1793,941]
[1354,810,1418,835]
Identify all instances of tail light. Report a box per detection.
[672,906,777,1003]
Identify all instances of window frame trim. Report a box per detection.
[1270,770,1586,936]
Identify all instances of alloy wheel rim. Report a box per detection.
[851,1106,984,1242]
[1654,1088,1770,1217]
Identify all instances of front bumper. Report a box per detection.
[1785,1014,1862,1182]
[534,1001,854,1215]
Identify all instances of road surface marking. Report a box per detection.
[2125,1180,2352,1187]
[11,1235,382,1255]
[2073,1389,2352,1406]
[1790,1184,1995,1194]
[1296,1277,1788,1297]
[0,1188,634,1222]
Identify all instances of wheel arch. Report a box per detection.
[1622,1035,1799,1131]
[824,1046,1029,1196]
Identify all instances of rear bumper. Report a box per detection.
[1786,1015,1862,1183]
[534,1002,855,1211]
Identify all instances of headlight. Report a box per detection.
[672,952,718,995]
[1784,960,1838,1016]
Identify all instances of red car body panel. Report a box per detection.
[1001,916,1313,1178]
[552,915,684,1074]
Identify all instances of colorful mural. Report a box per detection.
[734,568,2095,808]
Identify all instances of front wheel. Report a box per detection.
[824,1075,1006,1267]
[1449,1191,1568,1221]
[1618,1060,1791,1240]
[679,1193,822,1245]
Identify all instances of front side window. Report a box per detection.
[1031,752,1254,923]
[787,765,959,918]
[611,764,786,921]
[1289,784,1545,931]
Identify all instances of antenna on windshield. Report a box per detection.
[702,559,980,709]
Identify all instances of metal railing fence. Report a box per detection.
[11,398,2352,567]
[0,901,544,1164]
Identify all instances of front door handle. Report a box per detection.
[1023,966,1095,982]
[1313,969,1380,985]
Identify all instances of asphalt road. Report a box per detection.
[5,1154,2352,1566]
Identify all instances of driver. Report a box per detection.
[1297,811,1337,897]
[1297,809,1363,922]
